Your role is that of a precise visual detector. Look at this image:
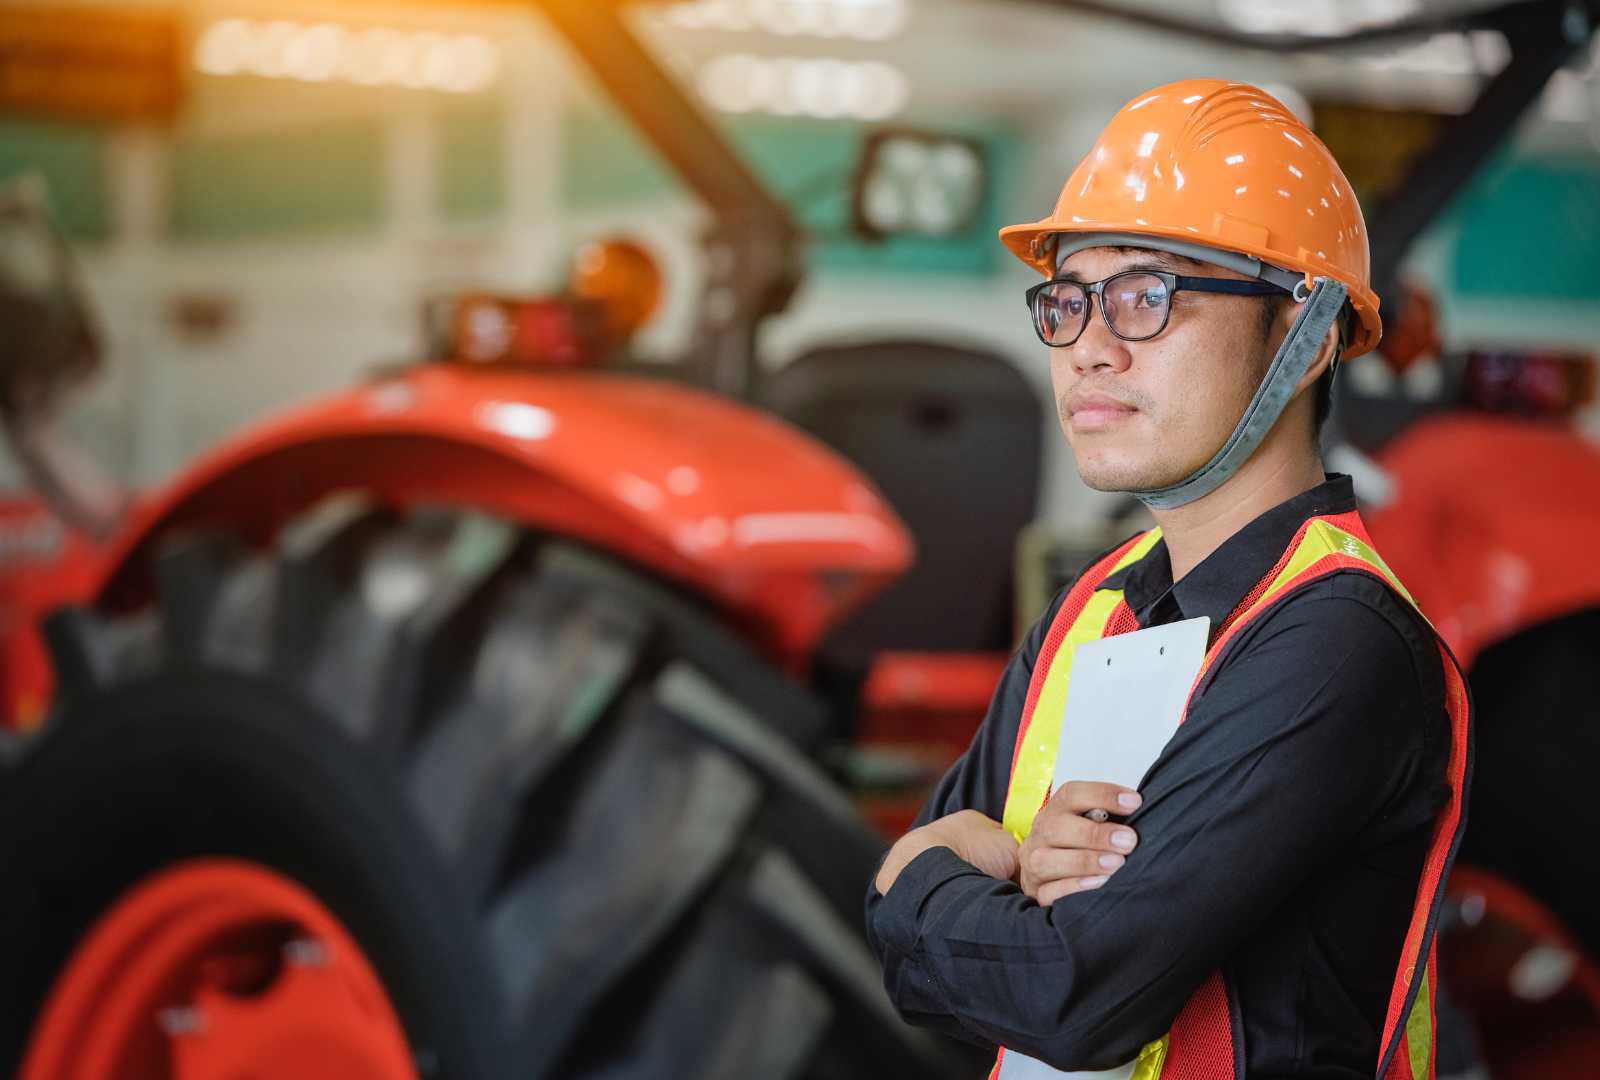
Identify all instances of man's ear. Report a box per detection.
[1293,317,1341,395]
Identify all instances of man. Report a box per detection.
[865,80,1470,1080]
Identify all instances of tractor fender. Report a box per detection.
[1367,414,1600,669]
[95,365,912,659]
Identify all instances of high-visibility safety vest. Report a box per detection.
[990,510,1472,1080]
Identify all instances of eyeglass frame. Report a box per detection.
[1024,269,1290,348]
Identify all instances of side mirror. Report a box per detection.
[0,176,124,537]
[850,130,987,240]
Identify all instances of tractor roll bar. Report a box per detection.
[531,1,803,396]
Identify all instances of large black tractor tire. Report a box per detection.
[0,495,985,1079]
[1457,606,1600,958]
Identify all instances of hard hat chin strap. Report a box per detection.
[1132,276,1346,510]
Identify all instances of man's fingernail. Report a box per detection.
[1081,876,1108,889]
[1098,853,1124,871]
[1118,792,1142,810]
[1111,829,1136,851]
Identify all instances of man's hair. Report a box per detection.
[1254,295,1282,347]
[1312,366,1336,434]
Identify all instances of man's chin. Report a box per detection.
[1075,458,1189,495]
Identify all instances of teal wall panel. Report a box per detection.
[1448,154,1600,301]
[170,123,383,241]
[561,103,679,207]
[438,106,507,220]
[0,121,110,241]
[560,101,1018,275]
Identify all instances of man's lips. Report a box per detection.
[1067,391,1139,427]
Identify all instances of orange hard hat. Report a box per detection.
[569,237,663,338]
[1000,80,1381,358]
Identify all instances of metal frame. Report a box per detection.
[1024,271,1286,348]
[1022,0,1578,53]
[1364,1,1594,305]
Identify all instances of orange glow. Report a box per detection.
[569,238,664,338]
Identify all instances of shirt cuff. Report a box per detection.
[870,845,987,957]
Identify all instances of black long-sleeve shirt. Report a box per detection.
[865,476,1450,1078]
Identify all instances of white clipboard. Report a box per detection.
[997,616,1209,1080]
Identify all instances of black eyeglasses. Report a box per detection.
[1025,270,1289,348]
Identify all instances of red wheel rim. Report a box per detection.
[22,858,418,1080]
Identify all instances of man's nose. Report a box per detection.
[1069,301,1133,376]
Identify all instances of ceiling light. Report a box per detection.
[1541,69,1590,123]
[665,0,908,42]
[1218,0,1419,38]
[697,53,907,120]
[192,17,498,94]
[853,132,986,238]
[1362,30,1511,77]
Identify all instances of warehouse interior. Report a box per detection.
[1,0,1598,1076]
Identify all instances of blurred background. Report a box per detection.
[1,1,1598,1078]
[8,0,1598,499]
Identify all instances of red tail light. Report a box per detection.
[449,294,607,368]
[1462,350,1596,418]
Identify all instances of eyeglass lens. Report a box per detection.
[1032,271,1172,346]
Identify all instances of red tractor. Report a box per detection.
[0,166,1004,1080]
[0,6,997,1076]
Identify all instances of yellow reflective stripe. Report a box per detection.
[1129,1035,1169,1080]
[1001,529,1163,842]
[1405,969,1432,1079]
[1260,519,1417,612]
[1199,518,1430,690]
[1001,585,1123,840]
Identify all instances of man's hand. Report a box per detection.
[1018,781,1141,906]
[875,810,1019,896]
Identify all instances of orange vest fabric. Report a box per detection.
[989,510,1472,1080]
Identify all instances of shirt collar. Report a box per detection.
[1097,474,1359,628]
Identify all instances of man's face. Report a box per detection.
[1047,245,1284,493]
